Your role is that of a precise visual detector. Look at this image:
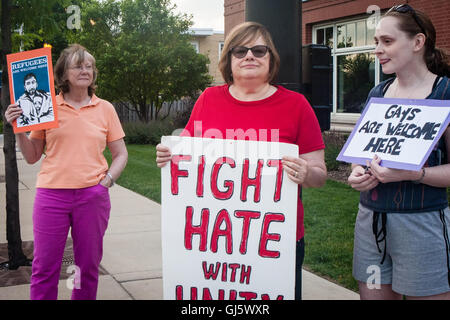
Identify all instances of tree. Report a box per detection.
[1,0,32,270]
[73,0,211,122]
[0,0,75,270]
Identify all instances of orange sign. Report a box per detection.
[7,47,58,133]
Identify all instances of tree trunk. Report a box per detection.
[161,101,174,120]
[154,96,161,121]
[149,101,154,122]
[1,0,31,270]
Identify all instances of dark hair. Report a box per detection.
[219,21,280,85]
[384,7,450,77]
[23,73,37,84]
[54,44,98,96]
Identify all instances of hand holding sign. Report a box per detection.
[367,155,423,184]
[155,143,172,168]
[4,103,23,125]
[282,156,308,184]
[348,164,379,192]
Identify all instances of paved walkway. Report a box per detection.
[0,136,359,300]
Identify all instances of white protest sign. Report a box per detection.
[337,98,450,171]
[161,136,298,300]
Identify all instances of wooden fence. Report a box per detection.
[114,98,194,123]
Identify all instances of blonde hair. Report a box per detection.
[54,44,98,96]
[219,22,280,85]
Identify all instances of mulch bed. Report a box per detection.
[0,238,107,288]
[327,166,352,184]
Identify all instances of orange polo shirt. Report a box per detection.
[30,93,125,189]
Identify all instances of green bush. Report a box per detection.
[122,120,178,145]
[323,131,349,171]
[325,144,342,171]
[171,97,196,130]
[148,120,178,145]
[122,122,151,144]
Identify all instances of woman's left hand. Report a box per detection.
[369,155,421,183]
[282,156,308,185]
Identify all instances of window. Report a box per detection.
[356,21,365,47]
[315,27,333,48]
[337,53,375,113]
[190,41,199,53]
[218,42,224,59]
[313,16,383,114]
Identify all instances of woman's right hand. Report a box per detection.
[156,143,172,168]
[4,103,22,125]
[348,164,379,192]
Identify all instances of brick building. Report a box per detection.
[190,28,225,86]
[224,0,450,131]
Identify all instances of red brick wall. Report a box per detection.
[409,0,450,51]
[302,0,396,45]
[224,0,245,37]
[302,0,450,51]
[224,0,450,51]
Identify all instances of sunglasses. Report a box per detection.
[387,4,426,35]
[230,45,270,59]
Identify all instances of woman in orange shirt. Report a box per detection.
[5,44,128,300]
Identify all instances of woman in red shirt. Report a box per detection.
[156,22,327,300]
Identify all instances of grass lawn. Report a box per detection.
[106,144,360,292]
[104,144,162,202]
[302,180,360,292]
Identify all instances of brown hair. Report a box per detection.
[219,21,280,85]
[383,8,450,77]
[54,44,98,96]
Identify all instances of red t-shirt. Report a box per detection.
[182,84,325,240]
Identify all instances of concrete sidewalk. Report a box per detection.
[0,137,359,300]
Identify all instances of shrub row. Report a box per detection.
[121,120,182,145]
[323,131,349,171]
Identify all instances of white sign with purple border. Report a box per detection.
[337,97,450,171]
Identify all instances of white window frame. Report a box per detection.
[218,41,224,60]
[190,41,200,53]
[312,15,381,118]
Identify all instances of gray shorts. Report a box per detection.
[353,204,450,297]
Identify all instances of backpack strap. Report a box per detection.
[440,77,450,100]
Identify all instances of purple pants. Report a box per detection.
[30,184,110,300]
